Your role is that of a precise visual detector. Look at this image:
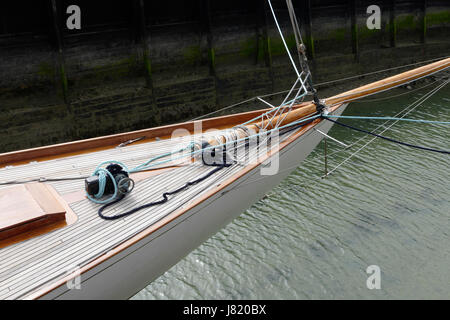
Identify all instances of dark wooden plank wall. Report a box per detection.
[0,0,448,152]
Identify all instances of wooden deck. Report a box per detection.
[0,127,296,299]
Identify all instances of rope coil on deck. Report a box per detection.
[87,114,322,219]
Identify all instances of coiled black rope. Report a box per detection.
[323,117,450,155]
[97,121,308,220]
[98,164,230,220]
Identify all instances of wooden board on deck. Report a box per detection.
[0,183,66,241]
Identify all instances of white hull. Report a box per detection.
[40,104,348,299]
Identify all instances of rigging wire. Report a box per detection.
[322,115,450,125]
[97,119,308,219]
[3,0,447,214]
[286,0,304,48]
[321,78,449,177]
[0,164,190,186]
[3,77,447,197]
[234,0,312,132]
[238,78,449,197]
[6,74,442,188]
[0,113,314,191]
[96,121,308,219]
[0,176,89,186]
[326,64,450,107]
[267,0,301,78]
[316,56,449,87]
[323,118,449,154]
[190,56,450,121]
[87,113,322,204]
[301,78,449,166]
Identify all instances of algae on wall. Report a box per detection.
[0,0,449,153]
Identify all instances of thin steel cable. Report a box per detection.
[316,56,450,87]
[301,78,448,166]
[326,64,450,106]
[324,118,450,154]
[286,0,304,67]
[322,79,449,177]
[239,78,449,196]
[350,77,446,103]
[190,57,450,121]
[267,0,301,78]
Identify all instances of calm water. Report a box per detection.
[132,82,449,300]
